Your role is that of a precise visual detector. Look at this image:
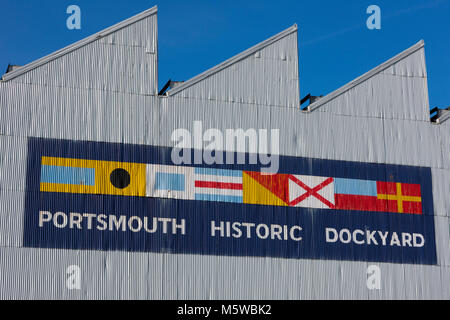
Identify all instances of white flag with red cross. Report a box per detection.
[288,175,335,209]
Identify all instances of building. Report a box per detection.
[0,6,448,299]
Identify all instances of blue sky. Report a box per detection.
[1,0,449,109]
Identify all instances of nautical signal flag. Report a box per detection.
[242,171,289,207]
[242,172,335,209]
[194,167,243,203]
[39,156,422,215]
[288,175,335,209]
[377,181,422,214]
[146,164,195,200]
[40,156,146,196]
[334,179,422,214]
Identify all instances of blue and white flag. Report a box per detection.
[146,164,194,200]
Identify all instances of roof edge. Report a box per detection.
[308,40,425,112]
[1,6,158,82]
[166,24,298,96]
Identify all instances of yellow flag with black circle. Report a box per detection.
[40,156,146,196]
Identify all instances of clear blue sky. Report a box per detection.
[1,0,449,108]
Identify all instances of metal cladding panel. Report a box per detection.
[7,14,157,96]
[366,263,406,299]
[105,251,151,299]
[366,263,447,300]
[338,261,369,299]
[100,12,157,50]
[106,254,369,299]
[0,135,28,192]
[0,136,27,247]
[434,216,450,266]
[0,247,108,299]
[275,109,388,163]
[0,82,159,145]
[0,77,444,170]
[431,168,450,218]
[403,264,445,299]
[437,110,450,124]
[443,267,450,300]
[158,98,261,148]
[270,108,337,160]
[159,97,444,169]
[0,248,448,299]
[382,47,427,78]
[171,32,299,108]
[161,254,216,299]
[383,118,443,168]
[0,190,25,247]
[160,97,385,164]
[439,122,450,170]
[315,49,429,122]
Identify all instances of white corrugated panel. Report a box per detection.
[5,11,157,96]
[105,251,151,299]
[336,261,369,300]
[367,263,406,299]
[168,28,299,109]
[431,168,450,217]
[403,264,445,299]
[442,267,450,300]
[157,96,443,169]
[0,82,159,145]
[367,263,445,300]
[0,246,447,299]
[439,122,450,170]
[100,12,157,50]
[313,46,429,122]
[0,135,28,192]
[382,118,443,168]
[434,216,450,266]
[0,190,25,247]
[0,247,108,299]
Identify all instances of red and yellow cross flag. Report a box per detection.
[376,181,422,214]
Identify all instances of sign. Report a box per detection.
[24,137,437,264]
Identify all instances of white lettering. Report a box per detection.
[39,211,52,227]
[256,224,269,239]
[339,229,351,244]
[128,216,142,232]
[109,215,126,231]
[82,213,96,229]
[390,232,401,246]
[353,229,365,245]
[172,219,186,235]
[290,226,302,241]
[402,232,412,247]
[143,217,157,233]
[53,212,68,228]
[232,222,242,238]
[378,231,389,246]
[96,214,108,231]
[241,222,255,238]
[413,233,425,247]
[211,220,225,237]
[326,228,338,243]
[366,230,378,245]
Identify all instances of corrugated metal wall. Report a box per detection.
[0,7,448,299]
[168,29,299,109]
[6,11,158,96]
[316,49,429,121]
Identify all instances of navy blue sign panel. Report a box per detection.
[24,137,437,265]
